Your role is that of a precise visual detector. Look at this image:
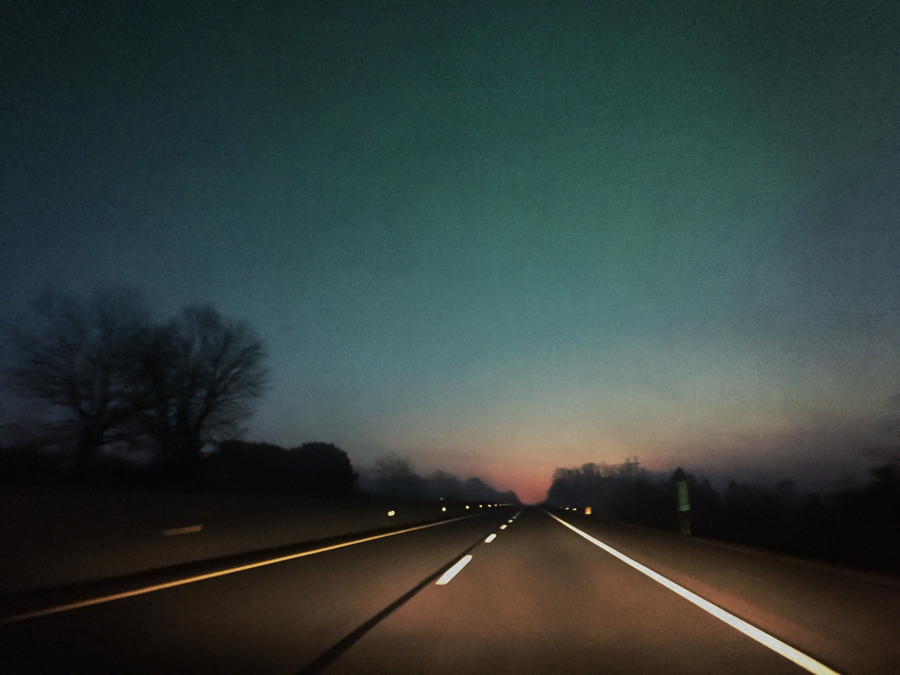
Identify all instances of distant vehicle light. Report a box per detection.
[441,506,447,512]
[387,510,395,516]
[465,505,470,509]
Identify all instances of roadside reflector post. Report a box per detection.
[585,506,592,515]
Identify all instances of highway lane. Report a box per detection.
[321,508,818,675]
[2,505,897,674]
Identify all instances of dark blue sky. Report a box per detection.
[3,1,899,501]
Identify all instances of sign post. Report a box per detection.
[677,478,691,535]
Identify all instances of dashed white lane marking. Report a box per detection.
[485,534,497,543]
[435,555,473,585]
[547,511,841,675]
[2,513,486,625]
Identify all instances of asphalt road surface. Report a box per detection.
[2,506,898,674]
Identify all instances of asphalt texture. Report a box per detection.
[2,506,898,674]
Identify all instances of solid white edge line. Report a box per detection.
[435,555,473,585]
[2,512,488,625]
[546,511,841,675]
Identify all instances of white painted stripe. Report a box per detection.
[435,555,473,585]
[546,512,840,675]
[485,534,497,543]
[2,513,485,625]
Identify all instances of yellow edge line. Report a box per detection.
[546,511,841,675]
[2,512,485,625]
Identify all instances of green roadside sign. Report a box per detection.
[678,480,690,512]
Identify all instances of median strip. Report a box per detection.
[546,511,841,675]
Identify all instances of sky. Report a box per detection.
[2,0,899,503]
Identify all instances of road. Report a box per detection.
[2,506,898,674]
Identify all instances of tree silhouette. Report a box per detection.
[366,455,427,500]
[360,454,518,502]
[6,289,150,471]
[6,291,273,486]
[136,304,269,485]
[212,440,358,496]
[290,442,358,496]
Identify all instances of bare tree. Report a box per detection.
[6,289,150,471]
[6,293,270,485]
[137,304,269,484]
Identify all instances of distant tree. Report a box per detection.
[462,477,496,501]
[721,479,803,551]
[359,455,518,502]
[829,461,900,572]
[212,440,292,492]
[547,463,610,509]
[547,460,669,526]
[5,289,150,472]
[289,442,358,496]
[426,470,465,500]
[213,440,357,496]
[365,454,427,500]
[136,304,269,485]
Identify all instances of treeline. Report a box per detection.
[0,438,360,497]
[0,440,517,504]
[210,440,357,496]
[546,460,900,575]
[359,455,519,503]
